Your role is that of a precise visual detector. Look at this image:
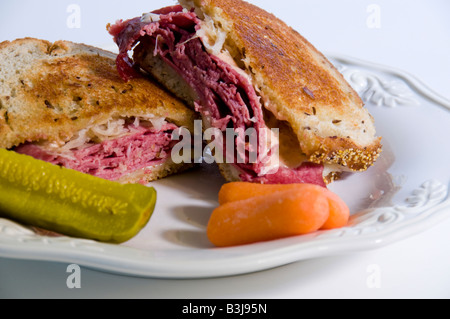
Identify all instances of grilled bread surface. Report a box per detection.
[0,38,196,150]
[0,38,196,183]
[181,0,382,172]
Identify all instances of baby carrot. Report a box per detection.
[207,188,330,247]
[218,182,323,205]
[218,182,350,230]
[320,191,350,230]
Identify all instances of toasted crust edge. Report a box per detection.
[0,38,197,184]
[117,160,195,184]
[182,0,383,172]
[0,37,197,149]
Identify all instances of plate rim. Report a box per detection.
[1,54,450,279]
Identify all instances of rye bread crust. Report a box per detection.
[181,0,382,172]
[0,38,197,183]
[0,38,196,150]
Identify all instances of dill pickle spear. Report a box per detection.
[0,149,157,244]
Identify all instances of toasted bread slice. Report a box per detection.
[181,0,382,172]
[0,38,196,183]
[109,0,382,185]
[0,38,196,149]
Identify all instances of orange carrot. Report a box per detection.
[218,182,350,230]
[207,187,330,247]
[320,191,350,230]
[218,182,318,205]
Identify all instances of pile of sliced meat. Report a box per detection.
[109,5,326,187]
[16,123,177,182]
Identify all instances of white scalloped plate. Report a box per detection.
[1,55,449,279]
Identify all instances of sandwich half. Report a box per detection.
[108,0,382,187]
[0,38,196,184]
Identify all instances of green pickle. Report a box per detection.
[0,149,157,243]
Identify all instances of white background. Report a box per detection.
[0,0,450,299]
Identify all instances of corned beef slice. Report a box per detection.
[16,124,177,182]
[110,6,326,186]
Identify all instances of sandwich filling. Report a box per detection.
[109,5,327,187]
[15,116,179,183]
